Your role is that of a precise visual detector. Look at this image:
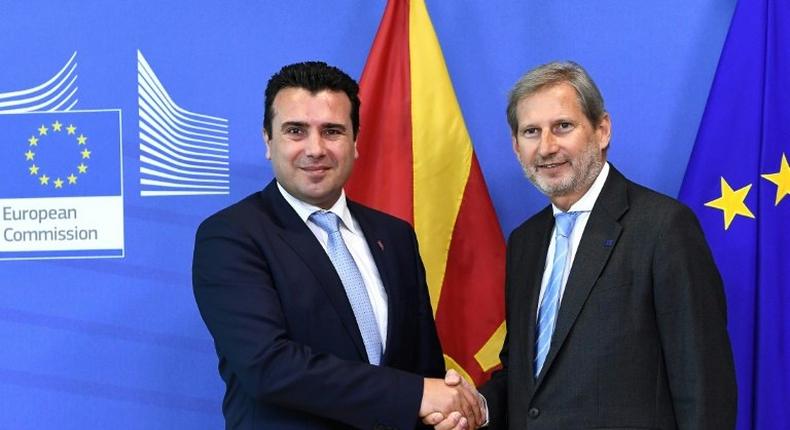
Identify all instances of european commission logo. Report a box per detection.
[24,120,91,192]
[0,53,124,260]
[137,51,230,196]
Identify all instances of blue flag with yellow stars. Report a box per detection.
[679,0,789,428]
[0,110,121,198]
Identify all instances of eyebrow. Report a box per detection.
[520,117,576,129]
[552,117,575,124]
[279,121,347,131]
[519,124,539,132]
[322,123,347,131]
[280,121,308,130]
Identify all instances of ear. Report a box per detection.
[263,131,272,160]
[353,139,359,159]
[511,135,520,155]
[596,112,612,151]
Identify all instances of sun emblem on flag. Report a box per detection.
[24,119,91,189]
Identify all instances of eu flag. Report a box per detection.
[0,110,122,198]
[679,0,789,428]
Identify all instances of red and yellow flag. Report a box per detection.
[347,0,506,385]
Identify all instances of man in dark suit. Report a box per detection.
[435,61,736,430]
[192,62,481,429]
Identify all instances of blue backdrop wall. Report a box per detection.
[1,1,735,428]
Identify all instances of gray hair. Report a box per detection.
[506,61,606,135]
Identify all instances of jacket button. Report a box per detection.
[528,407,540,418]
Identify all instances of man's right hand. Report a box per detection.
[419,371,483,429]
[425,411,468,430]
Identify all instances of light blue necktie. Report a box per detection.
[310,211,382,365]
[534,211,580,378]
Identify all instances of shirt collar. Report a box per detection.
[276,182,359,234]
[552,162,610,216]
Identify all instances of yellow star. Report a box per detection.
[77,163,88,174]
[77,134,87,145]
[67,124,77,135]
[29,164,39,175]
[52,120,63,132]
[81,148,91,159]
[67,173,78,184]
[28,135,39,146]
[705,177,755,230]
[38,124,48,135]
[762,153,790,206]
[54,178,64,188]
[39,174,50,185]
[25,150,35,161]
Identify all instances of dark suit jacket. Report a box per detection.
[192,180,445,430]
[481,166,736,429]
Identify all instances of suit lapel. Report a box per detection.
[535,168,629,389]
[261,181,369,362]
[514,206,554,398]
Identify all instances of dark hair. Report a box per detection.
[263,61,360,139]
[506,61,606,136]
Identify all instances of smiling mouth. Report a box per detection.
[537,161,568,170]
[301,166,331,172]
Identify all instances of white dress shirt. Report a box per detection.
[536,162,610,315]
[277,183,389,349]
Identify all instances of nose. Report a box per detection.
[303,131,326,157]
[537,133,558,158]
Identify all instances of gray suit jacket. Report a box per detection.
[481,166,736,429]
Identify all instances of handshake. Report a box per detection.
[420,369,486,429]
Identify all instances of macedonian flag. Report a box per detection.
[346,0,506,385]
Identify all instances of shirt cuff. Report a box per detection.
[478,392,489,427]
